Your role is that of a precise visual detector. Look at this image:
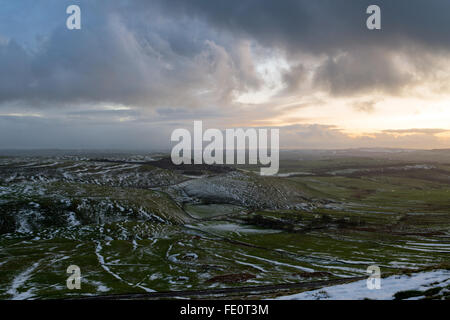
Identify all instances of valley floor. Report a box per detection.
[0,149,449,299]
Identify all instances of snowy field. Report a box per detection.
[277,270,450,300]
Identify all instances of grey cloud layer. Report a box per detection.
[156,0,450,51]
[153,0,450,96]
[1,1,450,149]
[0,0,261,108]
[1,0,450,108]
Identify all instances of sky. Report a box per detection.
[1,0,450,150]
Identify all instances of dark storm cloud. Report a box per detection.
[155,0,450,52]
[155,0,450,95]
[1,0,450,109]
[313,48,412,96]
[0,0,261,108]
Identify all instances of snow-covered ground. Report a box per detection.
[276,270,450,300]
[6,262,41,300]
